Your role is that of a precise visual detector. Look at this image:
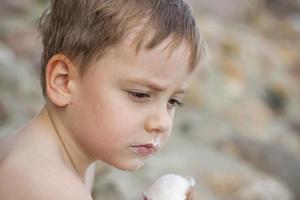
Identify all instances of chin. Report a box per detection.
[114,160,145,171]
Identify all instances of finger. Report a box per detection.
[185,187,193,200]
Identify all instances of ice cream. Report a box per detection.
[143,173,195,200]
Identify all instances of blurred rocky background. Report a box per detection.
[0,0,300,199]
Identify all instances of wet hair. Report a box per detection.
[38,0,206,96]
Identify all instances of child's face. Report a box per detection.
[66,37,193,171]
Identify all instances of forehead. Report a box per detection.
[108,36,192,89]
[121,35,188,67]
[84,32,194,93]
[114,31,190,67]
[108,25,189,62]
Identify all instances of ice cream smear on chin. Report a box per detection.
[143,174,195,200]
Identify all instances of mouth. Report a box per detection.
[130,139,160,157]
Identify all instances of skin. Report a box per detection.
[0,35,194,199]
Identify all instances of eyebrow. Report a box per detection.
[123,78,187,94]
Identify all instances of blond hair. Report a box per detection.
[38,0,206,96]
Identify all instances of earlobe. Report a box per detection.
[45,54,76,107]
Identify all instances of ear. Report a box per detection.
[45,54,77,107]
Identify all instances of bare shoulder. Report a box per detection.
[0,143,93,200]
[0,156,93,200]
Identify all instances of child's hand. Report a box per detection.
[185,186,194,200]
[143,174,195,200]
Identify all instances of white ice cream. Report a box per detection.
[143,174,195,200]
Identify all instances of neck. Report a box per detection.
[42,102,95,182]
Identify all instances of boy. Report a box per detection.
[0,0,206,199]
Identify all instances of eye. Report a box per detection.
[168,98,183,108]
[128,91,150,102]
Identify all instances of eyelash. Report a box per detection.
[168,98,183,108]
[128,91,183,108]
[128,91,150,100]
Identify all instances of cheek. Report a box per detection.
[68,88,141,153]
[162,126,173,146]
[160,114,175,147]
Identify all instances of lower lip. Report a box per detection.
[131,146,156,156]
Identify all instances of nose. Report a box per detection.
[144,108,172,134]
